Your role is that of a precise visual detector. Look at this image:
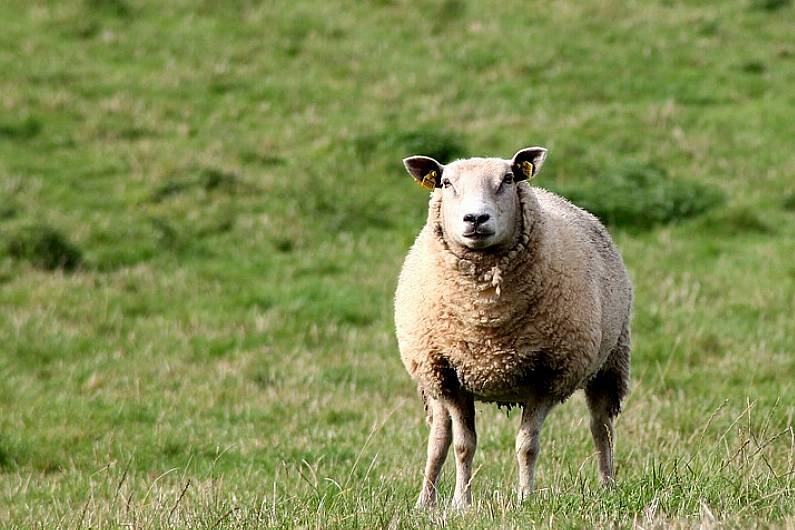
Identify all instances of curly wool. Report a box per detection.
[395,183,632,408]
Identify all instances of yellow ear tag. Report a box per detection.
[520,161,534,179]
[419,170,438,190]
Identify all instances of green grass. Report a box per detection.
[1,0,795,527]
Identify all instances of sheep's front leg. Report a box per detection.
[448,393,476,509]
[516,400,552,501]
[416,398,452,508]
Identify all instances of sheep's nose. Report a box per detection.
[463,213,490,225]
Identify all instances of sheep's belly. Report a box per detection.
[449,347,567,403]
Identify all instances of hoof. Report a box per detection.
[415,491,436,509]
[450,496,471,511]
[517,487,532,503]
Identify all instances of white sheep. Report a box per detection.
[394,147,632,509]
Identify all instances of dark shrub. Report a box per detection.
[200,168,239,191]
[696,207,774,236]
[554,161,724,229]
[0,116,42,140]
[749,0,790,11]
[5,224,83,271]
[85,0,130,16]
[355,128,467,163]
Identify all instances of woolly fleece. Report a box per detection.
[394,183,632,410]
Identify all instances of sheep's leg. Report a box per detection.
[586,395,615,485]
[586,324,630,486]
[448,393,477,509]
[416,398,452,508]
[515,400,552,501]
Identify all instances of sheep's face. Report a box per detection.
[436,159,519,250]
[404,147,547,251]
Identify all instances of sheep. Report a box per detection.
[394,147,632,509]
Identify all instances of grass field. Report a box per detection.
[2,0,795,527]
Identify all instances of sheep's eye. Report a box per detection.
[500,174,514,187]
[442,178,452,188]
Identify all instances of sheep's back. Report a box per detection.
[533,188,633,359]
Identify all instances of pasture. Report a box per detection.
[1,0,794,527]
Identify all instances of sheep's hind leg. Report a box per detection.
[416,397,452,508]
[515,400,552,501]
[586,325,630,486]
[586,393,616,486]
[448,392,477,509]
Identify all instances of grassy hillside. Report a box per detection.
[1,0,794,527]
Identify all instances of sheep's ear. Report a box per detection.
[510,147,548,181]
[403,155,444,190]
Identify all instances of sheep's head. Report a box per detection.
[403,147,547,250]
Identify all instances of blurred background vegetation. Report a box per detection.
[1,0,794,527]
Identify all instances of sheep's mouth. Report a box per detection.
[462,230,495,240]
[462,230,496,249]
